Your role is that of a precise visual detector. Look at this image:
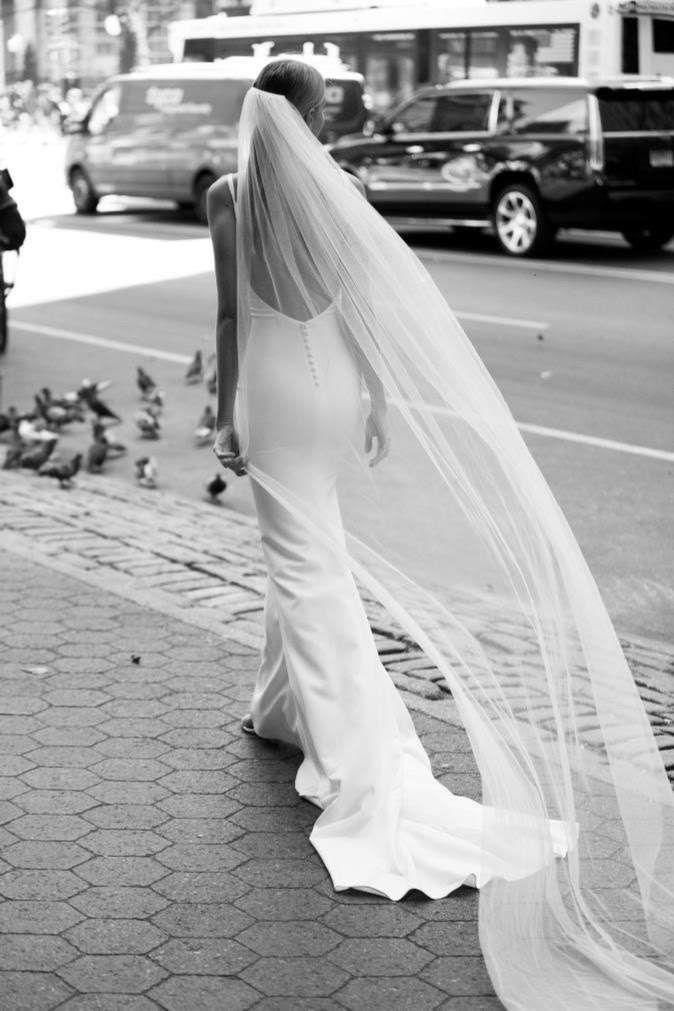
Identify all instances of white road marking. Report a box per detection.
[12,319,672,462]
[455,310,548,331]
[419,248,674,286]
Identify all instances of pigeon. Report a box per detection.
[86,429,108,473]
[134,455,158,488]
[206,472,227,503]
[92,420,126,458]
[38,452,83,487]
[18,416,57,443]
[134,408,160,440]
[2,426,24,469]
[143,387,164,411]
[20,435,58,470]
[79,386,121,424]
[136,366,156,398]
[204,352,217,396]
[185,349,204,385]
[194,404,216,446]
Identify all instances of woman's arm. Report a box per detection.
[206,178,238,428]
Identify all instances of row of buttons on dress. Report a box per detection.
[299,321,320,389]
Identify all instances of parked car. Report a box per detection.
[64,56,367,223]
[328,77,674,256]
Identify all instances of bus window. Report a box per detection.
[468,30,502,79]
[363,32,417,113]
[506,27,578,77]
[432,31,468,84]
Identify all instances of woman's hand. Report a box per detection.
[364,399,390,468]
[212,423,247,476]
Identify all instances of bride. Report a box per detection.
[208,59,674,1009]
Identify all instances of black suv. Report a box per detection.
[329,77,674,257]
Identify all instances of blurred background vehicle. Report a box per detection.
[328,76,674,256]
[62,50,367,222]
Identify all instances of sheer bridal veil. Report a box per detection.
[232,85,674,1009]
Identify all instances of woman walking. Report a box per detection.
[208,60,674,1009]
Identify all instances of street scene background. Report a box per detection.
[3,123,673,642]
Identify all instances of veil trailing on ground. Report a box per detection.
[232,85,674,1009]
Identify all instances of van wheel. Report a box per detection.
[492,183,552,257]
[621,226,673,252]
[194,173,216,225]
[70,168,98,214]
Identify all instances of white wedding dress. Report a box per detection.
[226,173,573,901]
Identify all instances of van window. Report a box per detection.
[432,92,492,131]
[88,85,121,135]
[507,89,588,134]
[597,88,674,131]
[118,79,250,128]
[394,94,437,132]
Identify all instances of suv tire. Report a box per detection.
[622,226,673,253]
[194,173,217,225]
[492,183,552,257]
[70,168,99,215]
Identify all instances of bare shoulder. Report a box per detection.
[206,173,237,224]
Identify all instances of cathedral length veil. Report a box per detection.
[231,86,674,1009]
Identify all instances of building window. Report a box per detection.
[653,18,674,53]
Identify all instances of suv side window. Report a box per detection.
[505,89,588,134]
[393,94,437,133]
[88,84,121,135]
[432,92,493,132]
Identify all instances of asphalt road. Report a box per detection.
[2,183,672,641]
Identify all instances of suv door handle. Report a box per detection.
[405,145,424,154]
[462,143,481,153]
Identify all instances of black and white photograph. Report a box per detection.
[0,0,673,1007]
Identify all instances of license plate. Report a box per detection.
[649,148,673,168]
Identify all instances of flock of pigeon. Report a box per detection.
[0,349,229,502]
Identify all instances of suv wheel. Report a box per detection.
[70,168,98,214]
[492,183,551,257]
[194,173,216,225]
[622,226,673,253]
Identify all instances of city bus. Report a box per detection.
[168,0,674,114]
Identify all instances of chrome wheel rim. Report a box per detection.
[495,190,538,254]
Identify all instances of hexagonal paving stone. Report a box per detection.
[330,937,434,977]
[64,918,167,955]
[151,937,257,975]
[25,746,100,769]
[336,976,446,1010]
[9,814,92,841]
[59,995,160,1010]
[0,716,43,736]
[82,805,169,831]
[86,783,169,806]
[20,768,100,792]
[69,886,169,920]
[57,954,168,994]
[151,902,253,939]
[94,738,168,760]
[158,728,232,750]
[0,899,83,934]
[80,830,168,856]
[0,934,78,971]
[0,777,28,800]
[147,975,258,1011]
[159,749,237,771]
[227,782,300,808]
[101,699,168,719]
[421,956,496,997]
[158,770,238,794]
[37,707,109,728]
[153,871,248,904]
[161,710,225,729]
[322,904,423,938]
[234,887,333,922]
[44,690,111,708]
[155,843,246,873]
[157,795,240,820]
[0,800,23,825]
[238,921,341,957]
[74,856,168,887]
[156,818,243,845]
[0,696,47,715]
[0,734,36,755]
[241,955,348,998]
[0,970,72,1009]
[230,806,315,833]
[411,921,481,957]
[89,759,170,783]
[231,831,314,860]
[1,839,90,869]
[16,789,98,815]
[234,858,326,889]
[97,719,169,739]
[32,726,106,748]
[0,869,86,900]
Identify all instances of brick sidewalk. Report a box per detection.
[0,538,495,1010]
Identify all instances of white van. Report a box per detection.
[64,55,367,222]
